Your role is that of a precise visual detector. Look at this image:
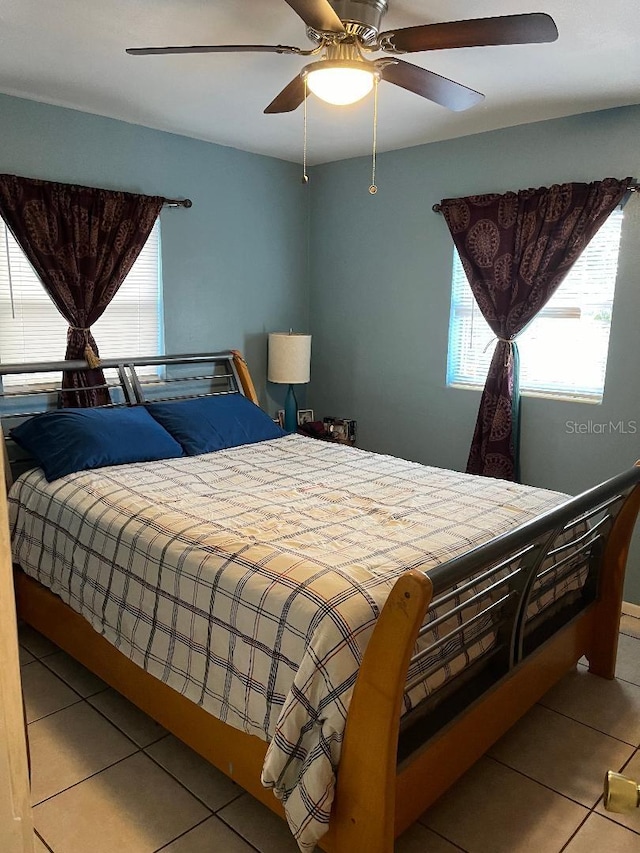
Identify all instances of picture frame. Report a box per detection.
[277,410,285,428]
[297,409,314,426]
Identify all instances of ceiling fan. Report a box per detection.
[126,0,558,114]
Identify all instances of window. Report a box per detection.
[0,219,163,387]
[446,208,624,402]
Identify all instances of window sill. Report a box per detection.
[447,383,602,405]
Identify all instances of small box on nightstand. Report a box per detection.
[323,417,357,446]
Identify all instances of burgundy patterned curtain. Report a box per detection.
[440,178,632,481]
[0,174,163,406]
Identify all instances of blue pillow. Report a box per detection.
[11,406,183,481]
[146,394,285,455]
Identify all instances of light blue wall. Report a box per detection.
[1,93,639,599]
[0,94,309,409]
[308,105,640,601]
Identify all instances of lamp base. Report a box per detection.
[284,384,298,433]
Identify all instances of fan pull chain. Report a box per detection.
[302,77,309,184]
[369,76,379,195]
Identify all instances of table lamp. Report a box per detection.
[268,332,312,432]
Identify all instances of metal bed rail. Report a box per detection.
[0,351,243,412]
[399,465,640,746]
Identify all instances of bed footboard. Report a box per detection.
[332,463,640,853]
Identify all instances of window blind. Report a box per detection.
[446,208,624,402]
[0,219,162,387]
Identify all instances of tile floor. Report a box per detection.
[19,612,640,853]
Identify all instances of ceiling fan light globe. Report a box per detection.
[306,66,374,105]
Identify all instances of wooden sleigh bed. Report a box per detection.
[2,351,640,853]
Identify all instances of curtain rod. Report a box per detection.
[431,182,639,213]
[163,197,192,208]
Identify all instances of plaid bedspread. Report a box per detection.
[9,435,574,850]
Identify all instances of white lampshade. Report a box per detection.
[268,332,311,384]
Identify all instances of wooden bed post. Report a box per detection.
[231,350,259,404]
[587,461,640,679]
[331,569,433,853]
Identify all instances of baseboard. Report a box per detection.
[622,601,640,619]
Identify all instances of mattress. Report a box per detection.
[9,434,581,850]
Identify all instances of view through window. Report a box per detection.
[446,208,624,402]
[0,219,163,387]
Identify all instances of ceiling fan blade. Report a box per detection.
[126,44,303,56]
[284,0,345,33]
[264,75,307,114]
[379,13,558,54]
[379,60,484,112]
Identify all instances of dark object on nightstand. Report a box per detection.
[298,418,356,445]
[297,420,327,439]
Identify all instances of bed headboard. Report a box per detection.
[0,350,259,488]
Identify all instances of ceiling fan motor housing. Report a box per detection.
[307,0,388,43]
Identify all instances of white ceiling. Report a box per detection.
[1,0,639,165]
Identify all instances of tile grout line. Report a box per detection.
[27,696,85,726]
[611,673,640,690]
[592,810,640,838]
[31,747,141,810]
[535,699,640,748]
[619,629,640,640]
[18,642,60,662]
[152,811,264,853]
[37,654,111,701]
[214,808,278,853]
[28,690,149,755]
[34,828,55,853]
[142,746,244,816]
[487,755,610,813]
[557,810,591,852]
[84,696,167,752]
[22,653,93,706]
[576,662,640,691]
[424,824,469,852]
[151,814,214,853]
